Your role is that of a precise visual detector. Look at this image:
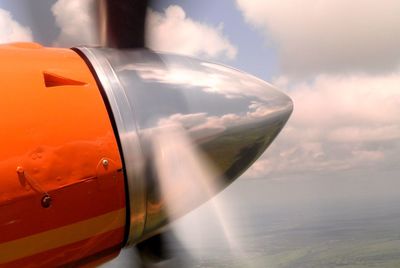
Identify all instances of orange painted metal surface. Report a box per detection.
[0,43,126,267]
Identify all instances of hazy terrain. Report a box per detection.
[104,169,400,267]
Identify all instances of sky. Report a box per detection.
[1,0,399,183]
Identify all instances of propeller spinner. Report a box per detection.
[75,47,293,246]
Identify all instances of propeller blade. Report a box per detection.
[135,124,245,267]
[148,124,220,220]
[96,0,150,48]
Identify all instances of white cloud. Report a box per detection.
[245,72,400,178]
[236,0,400,76]
[147,5,237,60]
[290,73,400,128]
[235,1,400,179]
[0,9,33,43]
[51,0,98,47]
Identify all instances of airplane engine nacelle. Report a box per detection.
[0,43,292,267]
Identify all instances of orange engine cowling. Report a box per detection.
[0,43,127,267]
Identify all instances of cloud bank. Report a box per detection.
[236,1,400,178]
[246,72,400,178]
[0,8,32,43]
[236,0,400,76]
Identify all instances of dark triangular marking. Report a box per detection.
[43,72,87,87]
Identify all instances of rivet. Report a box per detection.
[102,159,109,167]
[16,166,24,174]
[41,195,52,208]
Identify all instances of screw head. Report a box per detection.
[41,195,52,208]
